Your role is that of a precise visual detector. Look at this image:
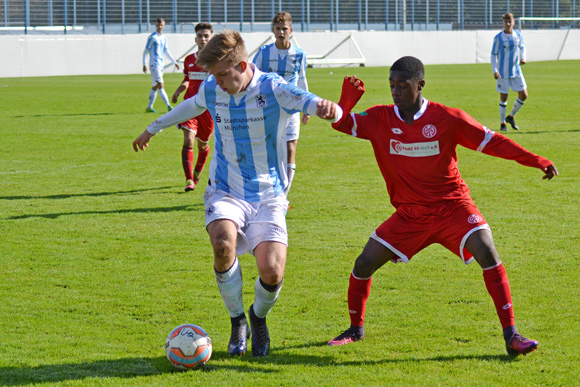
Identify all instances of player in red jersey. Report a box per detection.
[327,56,558,356]
[171,22,215,192]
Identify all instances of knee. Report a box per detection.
[197,141,209,152]
[211,234,236,264]
[353,254,376,279]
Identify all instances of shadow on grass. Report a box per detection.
[0,186,174,201]
[6,204,203,220]
[0,348,519,385]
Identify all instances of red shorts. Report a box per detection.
[178,110,214,143]
[371,200,490,265]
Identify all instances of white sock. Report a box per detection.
[252,277,282,318]
[147,89,157,109]
[215,258,244,317]
[499,101,507,123]
[158,88,171,108]
[285,164,296,196]
[509,98,525,117]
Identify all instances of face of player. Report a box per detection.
[503,17,514,33]
[272,21,293,49]
[196,29,212,49]
[389,70,424,113]
[209,59,250,95]
[156,20,165,34]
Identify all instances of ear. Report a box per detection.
[240,61,247,72]
[418,79,426,91]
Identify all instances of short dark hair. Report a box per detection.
[273,12,292,26]
[390,56,425,80]
[503,13,514,21]
[155,17,165,24]
[195,22,213,33]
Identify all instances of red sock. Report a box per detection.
[194,146,210,180]
[182,147,194,180]
[482,263,515,329]
[348,272,372,327]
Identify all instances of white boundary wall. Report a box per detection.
[1,30,579,78]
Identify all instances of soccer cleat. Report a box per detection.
[228,313,250,356]
[168,105,173,112]
[500,123,508,131]
[184,179,196,192]
[145,107,158,113]
[249,304,270,357]
[506,115,520,130]
[506,333,539,356]
[193,170,201,185]
[328,326,364,346]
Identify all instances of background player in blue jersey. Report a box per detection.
[491,13,527,131]
[132,30,341,357]
[252,12,309,201]
[143,17,180,113]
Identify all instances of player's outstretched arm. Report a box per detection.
[315,100,342,121]
[543,165,559,180]
[133,130,155,152]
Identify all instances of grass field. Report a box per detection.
[1,60,579,386]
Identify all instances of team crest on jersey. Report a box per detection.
[256,94,267,108]
[422,124,437,138]
[392,128,403,134]
[467,214,483,224]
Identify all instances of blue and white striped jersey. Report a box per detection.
[252,43,308,92]
[143,31,176,69]
[491,30,526,79]
[146,65,337,202]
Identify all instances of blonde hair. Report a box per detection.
[195,30,248,70]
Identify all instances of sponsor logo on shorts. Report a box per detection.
[390,140,440,157]
[272,226,287,237]
[422,124,437,138]
[392,128,403,134]
[206,206,214,216]
[467,214,483,224]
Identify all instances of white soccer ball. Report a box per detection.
[165,324,212,370]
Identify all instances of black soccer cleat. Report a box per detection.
[249,304,270,357]
[506,333,538,356]
[228,313,250,356]
[506,115,520,130]
[500,123,508,131]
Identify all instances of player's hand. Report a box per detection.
[316,99,338,120]
[133,130,154,152]
[301,113,310,125]
[494,72,501,80]
[346,75,365,91]
[175,63,181,70]
[542,165,559,180]
[171,92,179,104]
[520,59,527,65]
[143,66,148,74]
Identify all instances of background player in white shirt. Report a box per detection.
[253,12,309,201]
[491,13,527,131]
[133,30,341,357]
[142,17,180,113]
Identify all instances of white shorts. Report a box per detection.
[150,66,164,86]
[496,75,527,93]
[286,112,300,142]
[203,185,289,256]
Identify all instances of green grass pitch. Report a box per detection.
[1,60,579,386]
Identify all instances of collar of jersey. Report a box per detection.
[394,98,429,122]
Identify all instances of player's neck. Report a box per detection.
[275,41,291,50]
[399,97,423,125]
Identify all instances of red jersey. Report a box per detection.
[182,52,209,100]
[335,100,552,208]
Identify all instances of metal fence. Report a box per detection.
[1,0,578,34]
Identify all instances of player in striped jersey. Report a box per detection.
[133,30,341,357]
[491,13,528,131]
[170,22,214,192]
[252,12,309,201]
[142,18,180,113]
[326,56,557,356]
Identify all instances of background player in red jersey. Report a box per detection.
[327,56,558,356]
[171,22,214,192]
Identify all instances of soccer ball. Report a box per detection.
[165,324,212,370]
